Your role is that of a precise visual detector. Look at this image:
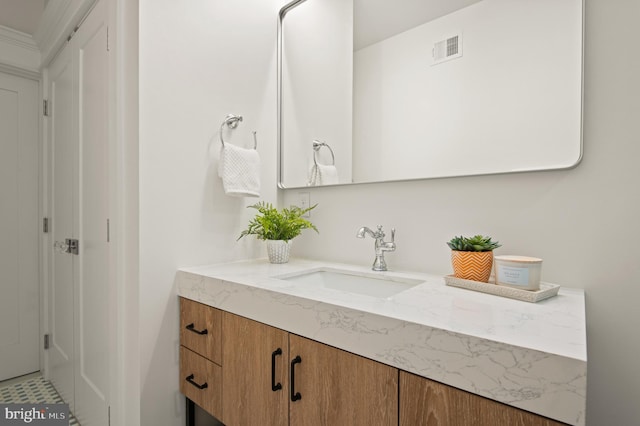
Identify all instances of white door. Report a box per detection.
[0,71,40,382]
[48,41,76,410]
[47,0,110,424]
[73,1,110,424]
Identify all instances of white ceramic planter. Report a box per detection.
[266,239,291,264]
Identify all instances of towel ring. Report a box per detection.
[219,114,257,149]
[312,140,335,166]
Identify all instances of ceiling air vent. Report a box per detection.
[432,33,463,65]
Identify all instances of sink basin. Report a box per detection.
[274,268,424,299]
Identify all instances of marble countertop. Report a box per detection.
[176,258,586,425]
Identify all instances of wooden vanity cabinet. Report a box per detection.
[221,312,289,426]
[288,333,398,426]
[399,371,567,426]
[179,298,568,426]
[222,312,398,426]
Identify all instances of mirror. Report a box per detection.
[278,0,583,188]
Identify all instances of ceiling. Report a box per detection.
[0,0,47,35]
[354,0,483,50]
[0,0,483,43]
[1,0,481,42]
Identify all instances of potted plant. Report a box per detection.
[447,235,501,283]
[238,202,318,263]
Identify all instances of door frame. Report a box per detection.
[39,0,140,425]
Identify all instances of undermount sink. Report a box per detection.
[274,268,424,299]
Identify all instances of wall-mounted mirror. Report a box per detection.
[278,0,583,188]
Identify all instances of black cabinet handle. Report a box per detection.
[185,323,208,335]
[185,374,208,390]
[290,355,302,401]
[271,348,283,391]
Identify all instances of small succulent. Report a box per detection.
[447,235,501,252]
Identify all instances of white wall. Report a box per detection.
[139,0,283,424]
[138,0,639,425]
[353,0,582,182]
[286,0,640,425]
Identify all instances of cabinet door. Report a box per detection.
[180,346,223,419]
[180,298,222,364]
[289,335,398,426]
[399,371,567,426]
[222,313,289,426]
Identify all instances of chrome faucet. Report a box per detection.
[356,225,396,271]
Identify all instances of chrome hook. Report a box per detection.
[224,114,243,129]
[219,114,257,149]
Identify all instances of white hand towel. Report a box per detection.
[218,143,261,197]
[308,164,339,186]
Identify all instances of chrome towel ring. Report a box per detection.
[312,140,335,166]
[220,114,257,149]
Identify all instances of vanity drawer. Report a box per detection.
[180,346,222,419]
[180,297,222,364]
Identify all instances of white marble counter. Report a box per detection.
[176,258,586,425]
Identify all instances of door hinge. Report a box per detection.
[44,334,50,350]
[43,217,49,233]
[107,219,110,242]
[107,26,110,51]
[43,100,49,116]
[66,238,79,255]
[67,26,79,42]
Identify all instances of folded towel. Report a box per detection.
[308,164,339,186]
[218,143,260,197]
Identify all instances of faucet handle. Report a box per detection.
[391,228,395,243]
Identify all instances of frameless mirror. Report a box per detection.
[278,0,583,188]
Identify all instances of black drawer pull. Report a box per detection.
[290,355,302,401]
[185,323,208,335]
[185,374,208,390]
[271,348,283,391]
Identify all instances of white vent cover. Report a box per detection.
[432,33,463,65]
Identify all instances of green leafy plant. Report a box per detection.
[447,235,501,252]
[238,202,318,241]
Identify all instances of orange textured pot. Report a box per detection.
[451,250,494,283]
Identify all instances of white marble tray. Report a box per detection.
[444,275,560,302]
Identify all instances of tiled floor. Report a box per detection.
[0,372,80,425]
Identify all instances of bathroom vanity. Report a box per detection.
[177,259,586,425]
